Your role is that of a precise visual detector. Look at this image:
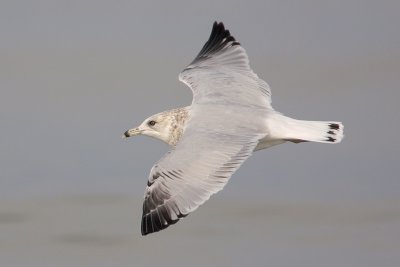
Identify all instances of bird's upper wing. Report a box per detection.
[179,21,272,109]
[141,107,265,235]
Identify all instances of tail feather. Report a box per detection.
[268,115,344,144]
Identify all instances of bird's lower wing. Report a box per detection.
[141,125,263,235]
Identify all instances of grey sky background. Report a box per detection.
[1,1,399,266]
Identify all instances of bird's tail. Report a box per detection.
[267,115,344,144]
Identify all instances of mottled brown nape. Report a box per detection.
[166,107,189,146]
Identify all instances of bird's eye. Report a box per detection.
[148,120,156,126]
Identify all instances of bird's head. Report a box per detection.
[123,112,175,145]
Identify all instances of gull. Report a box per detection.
[123,22,344,235]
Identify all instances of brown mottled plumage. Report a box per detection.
[165,107,189,146]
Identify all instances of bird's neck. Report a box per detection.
[166,106,190,146]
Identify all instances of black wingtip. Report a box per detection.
[210,21,241,46]
[141,205,183,236]
[141,213,179,236]
[189,21,240,65]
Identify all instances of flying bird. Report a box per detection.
[123,22,344,235]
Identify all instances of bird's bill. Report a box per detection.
[123,127,142,138]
